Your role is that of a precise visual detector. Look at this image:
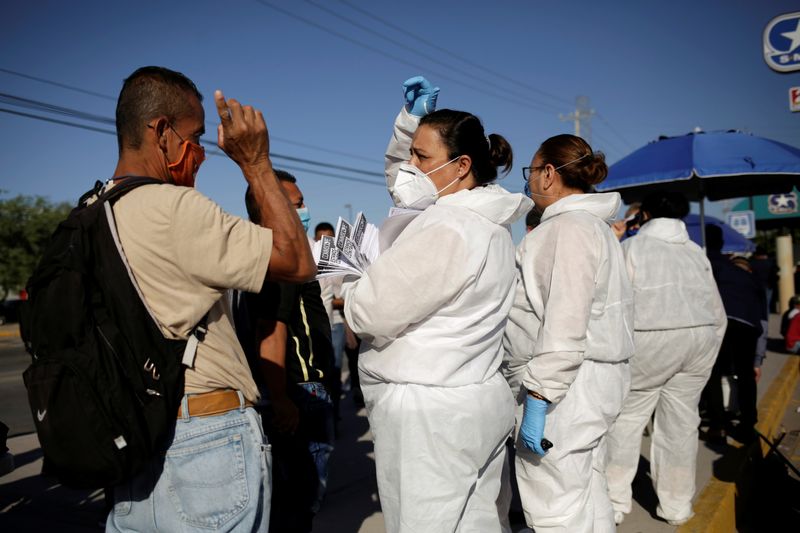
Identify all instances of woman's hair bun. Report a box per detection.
[487,133,513,175]
[579,151,607,186]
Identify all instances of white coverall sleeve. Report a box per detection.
[501,249,541,395]
[385,107,420,206]
[521,221,600,404]
[343,223,471,347]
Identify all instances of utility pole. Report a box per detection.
[560,96,595,144]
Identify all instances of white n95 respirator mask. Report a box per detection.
[392,156,460,210]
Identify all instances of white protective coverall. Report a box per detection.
[343,108,533,533]
[502,192,635,533]
[605,218,727,523]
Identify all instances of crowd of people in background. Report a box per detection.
[27,65,790,533]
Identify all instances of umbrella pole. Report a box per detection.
[700,196,706,249]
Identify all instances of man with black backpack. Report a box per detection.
[24,66,315,532]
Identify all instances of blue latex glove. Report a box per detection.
[520,395,549,455]
[403,76,439,117]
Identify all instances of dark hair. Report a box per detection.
[315,222,334,234]
[245,169,297,224]
[115,66,203,152]
[640,191,690,220]
[274,169,296,183]
[419,109,512,185]
[705,223,724,252]
[536,134,606,193]
[525,208,541,229]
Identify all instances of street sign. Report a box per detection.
[792,87,800,112]
[726,210,756,239]
[764,12,800,73]
[768,192,798,215]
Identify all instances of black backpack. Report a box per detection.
[20,176,206,489]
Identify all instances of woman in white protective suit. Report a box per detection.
[502,134,634,533]
[605,191,726,527]
[342,76,532,533]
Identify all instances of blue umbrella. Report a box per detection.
[597,130,800,202]
[683,214,755,254]
[597,130,800,246]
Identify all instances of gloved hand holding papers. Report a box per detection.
[313,212,380,278]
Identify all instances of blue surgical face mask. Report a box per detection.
[296,207,310,232]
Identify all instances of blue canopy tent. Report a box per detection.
[597,131,800,246]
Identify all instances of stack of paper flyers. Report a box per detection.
[313,212,380,279]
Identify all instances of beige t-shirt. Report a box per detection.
[112,183,272,402]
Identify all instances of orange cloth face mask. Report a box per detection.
[167,138,205,188]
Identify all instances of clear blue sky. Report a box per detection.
[1,1,798,241]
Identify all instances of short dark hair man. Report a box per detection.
[242,171,335,532]
[314,222,335,240]
[105,66,315,531]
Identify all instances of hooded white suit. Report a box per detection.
[343,108,533,533]
[605,217,726,524]
[503,192,635,533]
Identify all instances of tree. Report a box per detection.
[0,194,72,300]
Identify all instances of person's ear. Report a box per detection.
[151,117,170,152]
[542,163,556,190]
[456,155,472,178]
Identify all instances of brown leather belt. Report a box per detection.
[177,389,254,419]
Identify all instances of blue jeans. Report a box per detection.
[107,392,272,532]
[331,323,345,369]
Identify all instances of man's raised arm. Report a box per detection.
[214,89,316,283]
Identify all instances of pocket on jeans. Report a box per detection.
[165,433,249,529]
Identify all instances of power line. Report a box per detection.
[0,66,382,166]
[335,0,573,108]
[0,67,118,101]
[0,107,387,188]
[0,92,115,125]
[254,0,558,115]
[265,163,386,187]
[0,107,117,136]
[304,0,563,114]
[0,92,385,181]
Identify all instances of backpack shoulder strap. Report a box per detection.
[100,176,210,368]
[101,176,163,204]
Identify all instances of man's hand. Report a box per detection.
[271,395,300,434]
[754,366,762,384]
[611,220,629,241]
[214,90,270,172]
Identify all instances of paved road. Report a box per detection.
[0,328,33,437]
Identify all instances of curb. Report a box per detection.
[678,356,800,533]
[0,331,20,338]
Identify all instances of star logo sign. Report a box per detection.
[782,20,800,53]
[768,193,798,215]
[764,12,800,72]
